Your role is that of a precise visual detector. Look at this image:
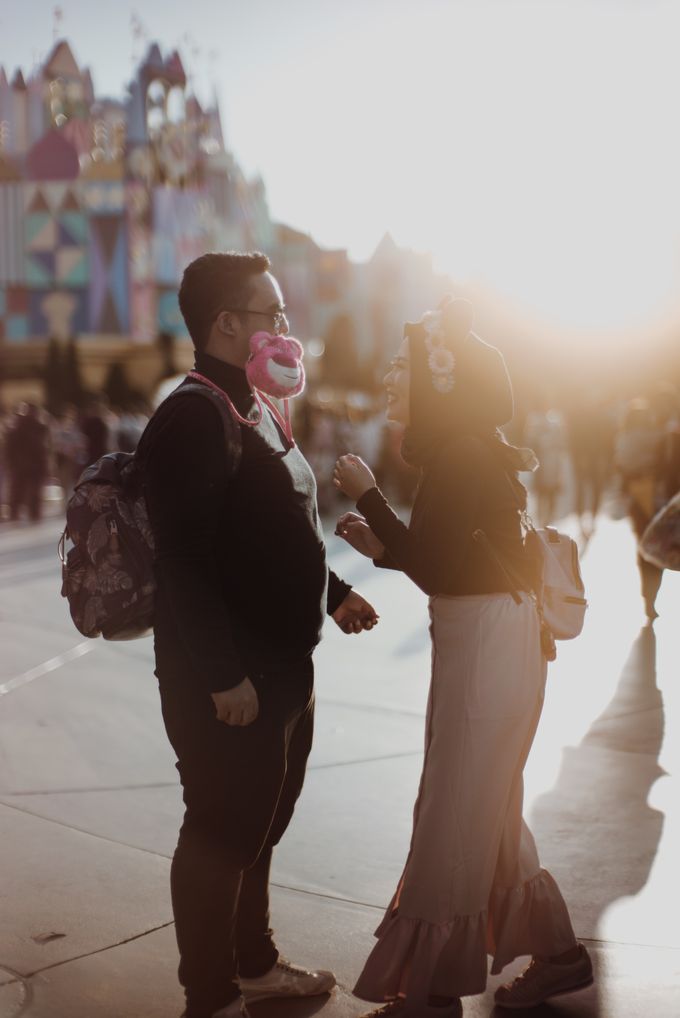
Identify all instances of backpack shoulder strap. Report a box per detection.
[154,381,243,480]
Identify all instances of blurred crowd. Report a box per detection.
[522,380,680,618]
[3,379,680,620]
[295,393,418,513]
[0,389,417,525]
[0,399,150,522]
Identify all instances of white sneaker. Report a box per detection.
[239,958,336,1003]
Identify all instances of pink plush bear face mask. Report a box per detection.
[246,331,306,399]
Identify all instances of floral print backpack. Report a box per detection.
[59,382,241,640]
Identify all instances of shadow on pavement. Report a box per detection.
[250,992,334,1018]
[528,624,664,1017]
[490,1002,578,1018]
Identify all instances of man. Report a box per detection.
[5,402,49,521]
[141,252,377,1018]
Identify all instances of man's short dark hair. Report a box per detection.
[178,251,271,351]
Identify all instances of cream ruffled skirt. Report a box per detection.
[354,593,577,1002]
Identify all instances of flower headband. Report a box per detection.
[421,310,456,394]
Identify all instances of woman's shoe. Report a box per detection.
[359,1001,405,1018]
[494,943,593,1009]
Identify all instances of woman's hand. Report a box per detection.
[333,454,377,502]
[335,512,385,559]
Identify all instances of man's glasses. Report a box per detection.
[220,307,289,333]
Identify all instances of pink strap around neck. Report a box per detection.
[187,371,295,445]
[259,391,295,445]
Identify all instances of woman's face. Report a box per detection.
[384,338,410,425]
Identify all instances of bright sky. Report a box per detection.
[3,0,680,332]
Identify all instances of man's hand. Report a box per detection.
[332,589,379,634]
[335,512,385,559]
[211,677,259,726]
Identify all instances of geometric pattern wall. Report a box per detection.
[128,180,155,341]
[153,187,210,286]
[131,284,157,343]
[127,182,153,291]
[81,181,126,215]
[24,183,89,288]
[88,215,129,333]
[157,288,185,335]
[29,287,88,337]
[0,286,29,341]
[0,185,25,285]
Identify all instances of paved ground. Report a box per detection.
[0,505,678,1017]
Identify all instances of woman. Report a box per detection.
[333,299,592,1016]
[615,390,680,620]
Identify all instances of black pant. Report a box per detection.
[629,501,664,614]
[9,471,43,521]
[158,659,315,1018]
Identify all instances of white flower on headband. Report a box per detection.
[432,374,455,394]
[421,308,455,393]
[428,347,455,376]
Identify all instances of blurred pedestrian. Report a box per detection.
[80,397,110,466]
[524,402,566,526]
[0,408,8,519]
[116,403,149,453]
[651,382,680,503]
[5,402,49,522]
[615,398,665,619]
[335,298,591,1017]
[565,387,615,538]
[305,408,339,514]
[51,404,86,504]
[616,386,680,619]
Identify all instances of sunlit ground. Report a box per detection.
[523,511,680,952]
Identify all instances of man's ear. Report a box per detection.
[217,312,236,336]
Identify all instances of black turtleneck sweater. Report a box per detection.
[357,433,531,597]
[140,353,351,693]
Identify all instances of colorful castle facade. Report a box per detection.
[0,38,452,405]
[0,39,272,347]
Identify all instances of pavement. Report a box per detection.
[0,505,679,1018]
